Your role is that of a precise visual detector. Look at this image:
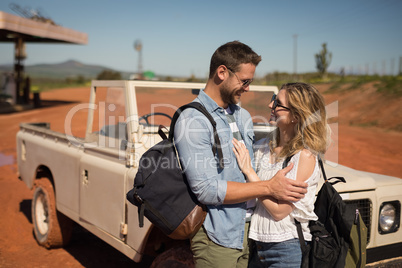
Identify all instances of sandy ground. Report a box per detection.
[0,84,401,267]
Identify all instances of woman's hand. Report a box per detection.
[232,138,254,177]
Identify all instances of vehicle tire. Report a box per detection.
[151,246,195,268]
[32,178,73,248]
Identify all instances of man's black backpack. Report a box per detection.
[283,155,367,268]
[126,102,224,240]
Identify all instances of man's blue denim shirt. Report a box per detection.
[174,89,255,249]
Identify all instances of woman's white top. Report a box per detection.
[249,138,320,243]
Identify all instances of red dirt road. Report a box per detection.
[0,85,401,267]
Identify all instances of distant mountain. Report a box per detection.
[0,60,132,79]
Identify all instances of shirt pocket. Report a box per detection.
[217,127,233,165]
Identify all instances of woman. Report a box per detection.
[232,82,330,267]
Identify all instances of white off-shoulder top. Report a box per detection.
[249,138,320,243]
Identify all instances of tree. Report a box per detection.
[315,43,332,79]
[96,70,122,80]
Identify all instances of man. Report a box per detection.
[174,41,307,267]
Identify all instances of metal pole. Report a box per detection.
[14,37,25,104]
[293,34,298,76]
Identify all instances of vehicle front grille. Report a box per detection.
[345,199,372,244]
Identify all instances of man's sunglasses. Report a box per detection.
[227,67,253,87]
[270,94,290,111]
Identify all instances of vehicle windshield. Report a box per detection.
[135,87,275,127]
[87,86,127,144]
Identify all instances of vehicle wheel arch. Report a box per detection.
[35,165,54,185]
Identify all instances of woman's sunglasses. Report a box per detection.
[270,94,290,111]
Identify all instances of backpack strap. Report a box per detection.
[295,220,309,252]
[158,125,168,140]
[317,154,327,181]
[318,155,346,185]
[282,155,308,252]
[168,102,224,169]
[282,155,293,168]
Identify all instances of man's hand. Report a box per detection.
[265,163,308,202]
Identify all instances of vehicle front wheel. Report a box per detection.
[32,178,73,248]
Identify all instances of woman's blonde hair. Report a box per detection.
[270,82,330,159]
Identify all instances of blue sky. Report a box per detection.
[1,0,401,78]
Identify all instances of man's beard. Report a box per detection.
[220,83,242,106]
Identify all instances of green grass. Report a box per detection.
[350,120,379,128]
[14,73,402,97]
[375,76,402,96]
[29,77,90,92]
[319,75,402,96]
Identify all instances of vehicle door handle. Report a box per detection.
[82,169,89,185]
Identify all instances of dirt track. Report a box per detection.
[0,85,401,267]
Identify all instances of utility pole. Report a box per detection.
[15,37,26,104]
[399,56,402,76]
[293,34,298,77]
[134,40,143,78]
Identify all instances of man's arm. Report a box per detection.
[174,110,228,205]
[175,111,307,206]
[229,138,307,204]
[256,150,316,221]
[223,163,308,204]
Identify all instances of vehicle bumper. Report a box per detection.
[367,242,402,264]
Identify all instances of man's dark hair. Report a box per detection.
[209,41,261,78]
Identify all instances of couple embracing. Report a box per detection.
[174,41,329,268]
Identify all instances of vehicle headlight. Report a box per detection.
[379,201,401,234]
